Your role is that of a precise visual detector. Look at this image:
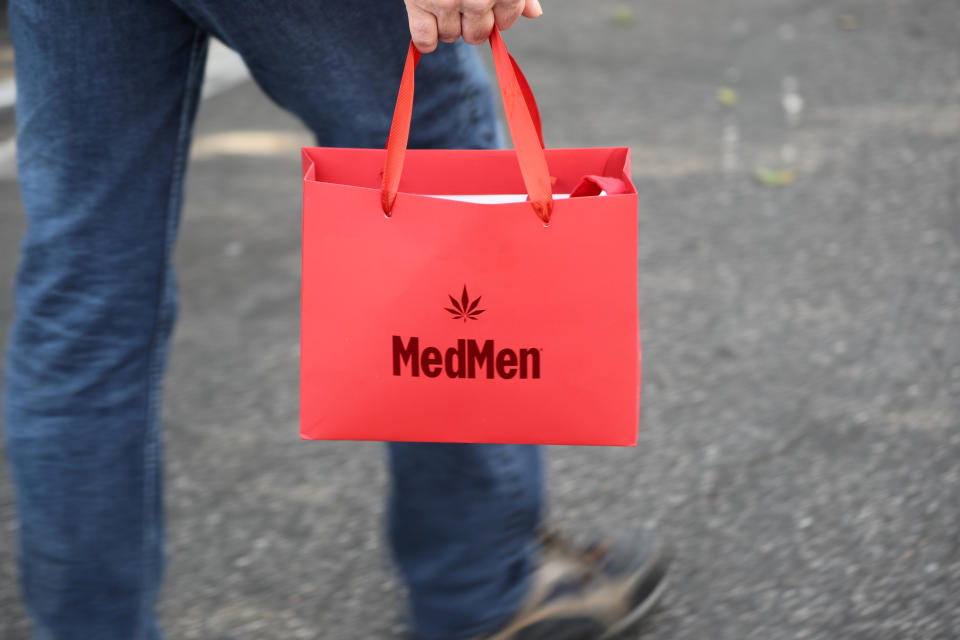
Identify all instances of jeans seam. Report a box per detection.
[497,447,532,544]
[137,27,208,640]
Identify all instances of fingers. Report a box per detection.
[461,1,496,45]
[436,8,462,42]
[493,1,524,30]
[406,3,439,53]
[521,0,544,18]
[407,0,541,53]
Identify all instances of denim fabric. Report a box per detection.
[4,1,542,639]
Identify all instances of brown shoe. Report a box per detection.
[478,529,671,640]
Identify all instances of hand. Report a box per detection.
[404,0,544,53]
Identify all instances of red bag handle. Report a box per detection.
[569,174,632,197]
[381,28,554,224]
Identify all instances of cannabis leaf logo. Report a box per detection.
[444,285,485,322]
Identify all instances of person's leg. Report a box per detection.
[388,444,543,640]
[168,2,538,637]
[4,2,208,638]
[174,0,503,150]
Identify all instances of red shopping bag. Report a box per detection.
[301,29,640,445]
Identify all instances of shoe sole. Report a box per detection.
[512,617,608,640]
[491,545,671,640]
[601,544,671,639]
[601,571,669,639]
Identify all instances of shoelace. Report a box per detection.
[538,528,615,584]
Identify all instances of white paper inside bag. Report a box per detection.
[423,192,605,204]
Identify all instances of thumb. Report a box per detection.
[521,0,544,18]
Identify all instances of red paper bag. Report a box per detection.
[301,29,640,445]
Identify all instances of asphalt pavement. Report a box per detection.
[1,1,959,639]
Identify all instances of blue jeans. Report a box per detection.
[3,2,543,639]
